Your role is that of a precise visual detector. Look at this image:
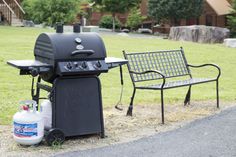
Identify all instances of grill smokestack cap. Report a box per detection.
[56,22,64,33]
[73,23,81,33]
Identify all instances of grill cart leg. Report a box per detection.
[184,85,192,106]
[31,77,41,110]
[100,132,105,138]
[126,88,136,116]
[216,80,219,108]
[100,98,105,139]
[161,89,165,124]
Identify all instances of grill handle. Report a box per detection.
[71,50,95,56]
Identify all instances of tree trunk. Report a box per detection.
[112,13,115,32]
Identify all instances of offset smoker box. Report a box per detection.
[7,23,127,145]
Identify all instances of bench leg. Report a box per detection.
[216,80,219,108]
[161,89,165,124]
[184,85,191,106]
[127,88,136,116]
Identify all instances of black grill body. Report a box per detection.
[34,30,107,137]
[7,24,128,141]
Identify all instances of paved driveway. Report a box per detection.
[55,106,236,157]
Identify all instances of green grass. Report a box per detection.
[0,26,236,124]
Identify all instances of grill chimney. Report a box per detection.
[73,23,81,33]
[56,23,64,33]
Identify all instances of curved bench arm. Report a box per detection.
[130,70,166,89]
[187,64,221,80]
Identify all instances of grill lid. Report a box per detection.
[34,32,107,65]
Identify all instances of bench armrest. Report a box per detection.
[187,64,221,79]
[130,70,166,88]
[130,70,166,78]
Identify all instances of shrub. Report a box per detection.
[22,0,80,26]
[227,0,236,37]
[227,16,236,37]
[99,15,121,29]
[126,8,145,31]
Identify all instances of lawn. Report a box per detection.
[0,26,235,125]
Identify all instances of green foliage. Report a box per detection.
[21,0,35,21]
[96,0,141,31]
[51,140,63,149]
[94,0,103,5]
[148,0,203,25]
[100,0,141,14]
[227,16,236,37]
[126,8,145,31]
[99,15,121,29]
[227,0,236,37]
[22,0,80,26]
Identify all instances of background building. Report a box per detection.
[88,0,233,32]
[0,0,24,26]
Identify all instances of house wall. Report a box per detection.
[140,0,148,16]
[90,12,104,25]
[200,1,227,27]
[88,0,231,29]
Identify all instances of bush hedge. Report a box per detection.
[99,15,121,29]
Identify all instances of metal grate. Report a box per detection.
[124,49,190,82]
[136,78,214,89]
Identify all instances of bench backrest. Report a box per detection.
[123,48,191,82]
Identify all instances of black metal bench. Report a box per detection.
[123,47,221,124]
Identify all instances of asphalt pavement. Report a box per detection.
[55,106,236,157]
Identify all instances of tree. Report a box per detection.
[148,0,203,26]
[95,0,141,31]
[21,0,35,21]
[22,0,80,26]
[99,15,121,29]
[126,8,145,31]
[227,0,236,37]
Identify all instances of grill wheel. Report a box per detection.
[45,128,65,146]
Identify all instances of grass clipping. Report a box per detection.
[0,101,234,157]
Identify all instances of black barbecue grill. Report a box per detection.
[7,23,127,145]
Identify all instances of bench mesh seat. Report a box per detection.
[136,78,216,90]
[123,47,221,124]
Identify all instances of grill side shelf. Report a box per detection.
[7,60,52,75]
[105,57,128,69]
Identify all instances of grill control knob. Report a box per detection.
[81,62,87,69]
[66,62,73,70]
[95,61,102,68]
